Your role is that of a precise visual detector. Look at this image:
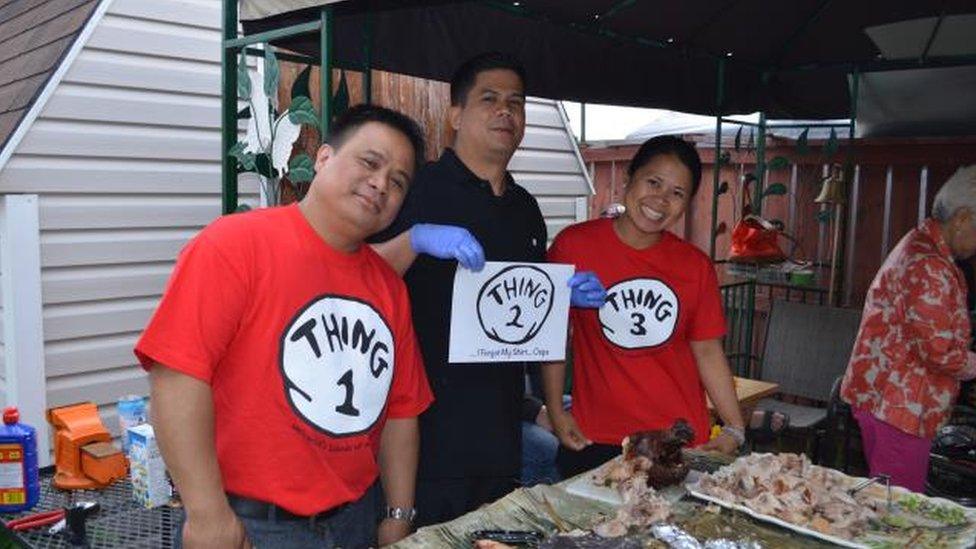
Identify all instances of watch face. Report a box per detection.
[387,507,416,522]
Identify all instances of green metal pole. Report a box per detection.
[220,0,239,214]
[744,282,756,376]
[320,7,333,141]
[754,109,766,214]
[753,72,771,215]
[832,68,859,306]
[709,59,725,261]
[224,21,322,49]
[363,13,373,104]
[847,69,859,164]
[744,71,771,377]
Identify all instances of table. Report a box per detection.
[707,376,779,414]
[0,469,179,548]
[391,452,834,548]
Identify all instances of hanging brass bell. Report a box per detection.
[815,165,846,204]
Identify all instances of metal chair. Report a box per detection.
[752,300,862,462]
[822,375,858,472]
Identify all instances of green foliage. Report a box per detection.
[796,128,809,155]
[254,153,274,179]
[768,156,790,170]
[230,48,323,204]
[263,47,280,99]
[734,126,743,151]
[288,96,319,128]
[824,127,838,157]
[762,183,787,197]
[236,51,251,100]
[333,70,350,119]
[816,209,834,223]
[292,65,312,100]
[288,154,315,184]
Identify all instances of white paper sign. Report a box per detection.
[449,261,574,363]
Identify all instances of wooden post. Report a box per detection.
[1,195,50,465]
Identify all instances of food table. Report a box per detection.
[0,468,179,548]
[393,450,976,548]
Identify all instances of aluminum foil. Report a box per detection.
[652,524,762,549]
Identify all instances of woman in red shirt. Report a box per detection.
[543,136,745,478]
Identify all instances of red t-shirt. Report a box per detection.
[548,218,726,446]
[135,204,433,515]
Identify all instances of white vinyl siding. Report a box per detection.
[0,0,257,419]
[512,98,592,242]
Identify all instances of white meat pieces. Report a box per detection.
[696,453,880,539]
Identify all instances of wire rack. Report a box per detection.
[0,470,181,548]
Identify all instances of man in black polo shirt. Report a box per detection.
[373,52,605,526]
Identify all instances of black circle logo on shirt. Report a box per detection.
[279,294,394,437]
[599,278,679,349]
[476,265,555,344]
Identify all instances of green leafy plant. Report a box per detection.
[229,46,320,207]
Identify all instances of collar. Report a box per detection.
[441,148,515,197]
[921,218,954,262]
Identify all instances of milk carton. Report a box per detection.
[127,424,171,508]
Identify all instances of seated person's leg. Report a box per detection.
[521,421,560,486]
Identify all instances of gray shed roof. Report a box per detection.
[0,0,100,154]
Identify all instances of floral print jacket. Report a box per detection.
[841,219,976,439]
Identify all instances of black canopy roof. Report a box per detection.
[241,1,976,118]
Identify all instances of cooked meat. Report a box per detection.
[695,453,881,540]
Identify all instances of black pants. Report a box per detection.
[415,476,519,527]
[556,443,622,479]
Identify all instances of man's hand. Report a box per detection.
[568,271,606,308]
[182,508,251,549]
[377,517,412,547]
[410,224,485,271]
[548,408,591,451]
[699,432,740,456]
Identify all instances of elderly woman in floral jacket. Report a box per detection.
[841,165,976,492]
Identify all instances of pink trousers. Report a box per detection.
[853,409,932,493]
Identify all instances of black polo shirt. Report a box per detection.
[374,148,547,480]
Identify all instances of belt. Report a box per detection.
[226,494,344,524]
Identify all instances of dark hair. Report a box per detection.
[627,135,703,196]
[327,104,427,173]
[450,52,527,106]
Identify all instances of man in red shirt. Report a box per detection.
[136,105,433,548]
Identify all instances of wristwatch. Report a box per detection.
[721,425,746,447]
[386,506,417,524]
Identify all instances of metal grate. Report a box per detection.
[1,470,181,548]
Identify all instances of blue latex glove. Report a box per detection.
[568,271,606,308]
[410,224,486,271]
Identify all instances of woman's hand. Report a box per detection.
[548,408,591,451]
[699,432,740,456]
